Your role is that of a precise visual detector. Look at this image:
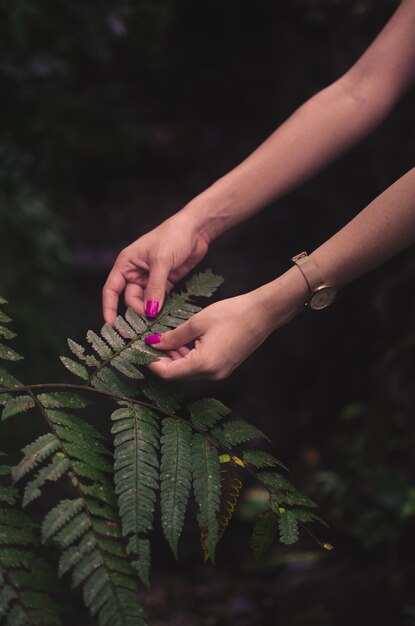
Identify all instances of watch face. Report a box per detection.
[310,286,337,310]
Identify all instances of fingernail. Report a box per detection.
[144,333,162,345]
[145,300,159,318]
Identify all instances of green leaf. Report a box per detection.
[111,403,160,587]
[242,450,289,472]
[0,310,11,323]
[125,308,147,334]
[141,377,185,413]
[91,367,138,397]
[101,324,126,351]
[22,456,71,507]
[59,357,89,381]
[192,433,221,563]
[0,367,22,388]
[114,316,136,339]
[41,499,85,543]
[46,409,106,441]
[0,485,18,505]
[0,343,23,361]
[212,420,270,447]
[188,398,231,432]
[278,510,299,545]
[251,509,279,559]
[12,434,61,483]
[185,269,224,297]
[0,325,16,340]
[37,392,91,409]
[160,418,192,559]
[2,395,35,421]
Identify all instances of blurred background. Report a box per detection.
[1,0,415,624]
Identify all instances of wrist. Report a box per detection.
[253,267,309,331]
[180,184,241,244]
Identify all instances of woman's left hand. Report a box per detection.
[144,268,308,380]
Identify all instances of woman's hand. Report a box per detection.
[102,209,210,325]
[144,268,308,380]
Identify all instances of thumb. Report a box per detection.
[144,260,170,318]
[144,319,200,350]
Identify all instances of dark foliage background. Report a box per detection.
[1,1,415,625]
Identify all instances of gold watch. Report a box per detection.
[291,251,337,310]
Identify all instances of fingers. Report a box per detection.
[144,260,171,318]
[102,269,126,325]
[124,282,145,317]
[144,318,200,351]
[147,348,202,380]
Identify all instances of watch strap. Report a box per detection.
[291,251,327,294]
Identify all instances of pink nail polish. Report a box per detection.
[145,300,159,318]
[144,333,162,345]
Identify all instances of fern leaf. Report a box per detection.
[290,509,329,527]
[160,418,192,559]
[188,398,231,432]
[101,324,126,351]
[192,433,221,563]
[125,308,147,333]
[42,497,146,625]
[185,269,224,297]
[22,456,71,507]
[92,366,138,397]
[217,464,243,542]
[278,509,299,545]
[37,392,91,409]
[114,316,136,339]
[0,343,23,361]
[212,420,270,447]
[87,330,113,359]
[112,403,160,587]
[59,357,89,380]
[46,408,106,441]
[251,509,279,559]
[2,395,35,421]
[242,450,289,472]
[12,434,60,483]
[0,325,16,340]
[0,367,23,388]
[141,377,185,413]
[111,355,145,380]
[0,498,64,625]
[259,473,318,509]
[0,485,18,504]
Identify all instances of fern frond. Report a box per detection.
[42,496,145,626]
[259,472,318,509]
[12,434,61,483]
[192,433,221,564]
[160,418,192,559]
[251,509,279,559]
[0,344,23,362]
[37,392,92,409]
[242,449,289,472]
[2,395,35,421]
[278,509,299,545]
[0,468,64,625]
[141,377,185,413]
[212,420,270,447]
[201,461,243,561]
[111,403,160,587]
[188,398,231,432]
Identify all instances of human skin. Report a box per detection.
[102,0,415,380]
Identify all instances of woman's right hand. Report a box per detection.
[102,209,210,325]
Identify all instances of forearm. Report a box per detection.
[183,77,394,241]
[257,167,415,326]
[181,0,415,242]
[310,166,415,289]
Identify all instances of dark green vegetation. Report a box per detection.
[0,274,330,625]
